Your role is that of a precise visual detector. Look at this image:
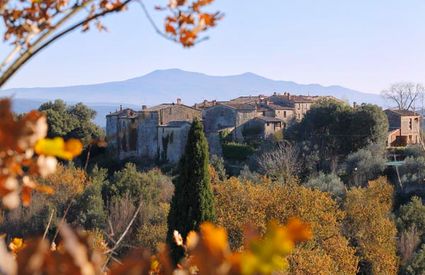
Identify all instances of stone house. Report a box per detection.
[107,92,338,163]
[385,109,422,147]
[106,100,201,163]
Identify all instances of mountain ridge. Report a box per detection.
[1,68,388,126]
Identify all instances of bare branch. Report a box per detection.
[102,199,144,270]
[0,0,134,88]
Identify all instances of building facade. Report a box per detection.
[106,100,201,163]
[106,92,339,163]
[385,109,421,147]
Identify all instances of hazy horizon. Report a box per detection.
[1,0,424,94]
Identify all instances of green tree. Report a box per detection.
[286,100,388,174]
[339,144,386,187]
[167,118,216,264]
[39,100,103,145]
[303,172,346,199]
[71,166,108,230]
[404,244,425,275]
[344,177,399,274]
[397,197,425,236]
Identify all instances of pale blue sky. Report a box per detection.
[1,0,424,93]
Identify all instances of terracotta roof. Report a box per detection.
[385,109,421,117]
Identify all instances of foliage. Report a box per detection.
[339,143,386,187]
[252,141,300,183]
[286,100,388,173]
[0,0,222,87]
[398,226,422,268]
[344,177,399,274]
[397,196,425,236]
[0,99,82,209]
[303,172,346,199]
[399,156,425,186]
[210,154,227,181]
[39,100,103,146]
[167,118,215,263]
[0,219,311,275]
[404,244,425,275]
[222,142,255,161]
[71,166,108,230]
[238,165,266,184]
[214,177,359,274]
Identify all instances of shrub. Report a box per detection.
[339,144,386,187]
[222,142,255,161]
[303,172,346,199]
[344,177,399,274]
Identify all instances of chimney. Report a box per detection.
[142,105,147,110]
[120,105,123,111]
[203,99,208,107]
[176,98,182,105]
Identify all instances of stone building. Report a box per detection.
[106,100,201,163]
[385,109,421,147]
[107,92,338,163]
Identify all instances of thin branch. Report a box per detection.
[52,199,74,244]
[42,209,55,240]
[137,0,177,42]
[137,0,210,45]
[102,199,144,270]
[0,0,134,88]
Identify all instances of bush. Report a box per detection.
[404,244,425,274]
[397,196,425,235]
[303,172,346,199]
[210,154,226,181]
[339,144,386,187]
[399,156,425,186]
[222,142,255,161]
[251,141,299,184]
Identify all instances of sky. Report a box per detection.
[1,0,425,93]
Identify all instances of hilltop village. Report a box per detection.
[106,92,422,163]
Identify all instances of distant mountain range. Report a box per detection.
[1,69,388,126]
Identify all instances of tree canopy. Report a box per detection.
[38,100,103,146]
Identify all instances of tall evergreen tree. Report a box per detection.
[167,118,216,264]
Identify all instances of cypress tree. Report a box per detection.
[167,118,216,264]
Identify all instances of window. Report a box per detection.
[284,111,286,118]
[409,118,413,130]
[266,122,270,126]
[169,108,172,115]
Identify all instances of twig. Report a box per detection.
[102,199,144,270]
[52,199,74,244]
[0,0,134,88]
[42,209,55,240]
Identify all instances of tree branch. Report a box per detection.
[0,0,134,88]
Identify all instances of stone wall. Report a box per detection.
[158,123,191,163]
[137,111,160,160]
[202,105,237,133]
[158,105,201,125]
